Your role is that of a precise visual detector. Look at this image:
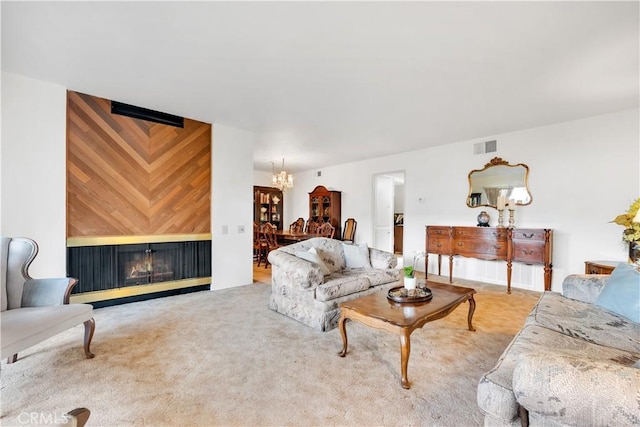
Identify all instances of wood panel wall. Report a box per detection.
[66,91,211,238]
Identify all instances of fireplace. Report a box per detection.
[67,240,211,304]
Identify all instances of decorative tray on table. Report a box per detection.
[387,286,433,303]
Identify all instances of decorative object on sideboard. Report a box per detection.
[610,197,640,265]
[272,159,293,191]
[477,211,490,227]
[496,196,506,227]
[507,201,516,228]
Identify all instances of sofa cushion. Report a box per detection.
[595,263,640,323]
[342,243,371,268]
[477,324,640,423]
[279,238,347,273]
[313,245,346,273]
[315,276,370,302]
[295,247,331,275]
[526,291,640,354]
[339,268,401,287]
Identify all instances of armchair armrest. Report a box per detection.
[267,250,324,290]
[513,353,640,426]
[369,248,398,269]
[21,277,78,307]
[562,274,608,304]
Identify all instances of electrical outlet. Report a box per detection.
[222,225,229,235]
[238,225,245,234]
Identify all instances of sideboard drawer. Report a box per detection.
[512,229,546,242]
[453,239,507,257]
[512,241,545,264]
[427,226,450,237]
[454,227,508,240]
[428,238,450,254]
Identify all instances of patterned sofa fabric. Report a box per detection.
[268,237,401,331]
[477,274,640,426]
[525,291,640,354]
[513,353,640,427]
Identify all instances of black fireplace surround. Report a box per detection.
[67,240,211,297]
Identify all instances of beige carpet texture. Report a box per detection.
[1,276,539,426]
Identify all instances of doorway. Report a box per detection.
[372,172,405,253]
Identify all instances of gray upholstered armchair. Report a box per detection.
[1,237,95,363]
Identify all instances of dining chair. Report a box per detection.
[289,217,305,233]
[318,222,336,239]
[305,219,320,234]
[261,223,281,268]
[253,223,269,267]
[342,218,357,243]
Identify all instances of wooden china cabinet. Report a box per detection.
[309,185,341,238]
[254,186,284,231]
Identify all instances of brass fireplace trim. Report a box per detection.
[69,277,212,304]
[66,233,212,247]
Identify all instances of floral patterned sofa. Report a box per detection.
[268,237,401,331]
[477,268,640,426]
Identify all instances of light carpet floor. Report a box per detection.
[0,276,539,426]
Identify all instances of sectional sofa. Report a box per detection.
[478,265,640,426]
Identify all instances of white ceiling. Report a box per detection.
[2,1,638,173]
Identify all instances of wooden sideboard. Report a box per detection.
[425,226,553,293]
[584,260,618,275]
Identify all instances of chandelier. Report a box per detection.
[272,158,293,191]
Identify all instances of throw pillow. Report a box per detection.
[595,263,640,323]
[295,247,331,275]
[343,243,372,269]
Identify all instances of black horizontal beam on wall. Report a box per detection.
[111,100,184,128]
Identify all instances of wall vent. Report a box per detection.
[474,140,497,154]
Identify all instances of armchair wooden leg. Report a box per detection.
[518,404,529,427]
[83,318,95,359]
[66,408,91,427]
[7,354,18,364]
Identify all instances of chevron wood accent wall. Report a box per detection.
[67,91,211,238]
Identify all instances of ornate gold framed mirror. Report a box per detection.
[467,157,532,208]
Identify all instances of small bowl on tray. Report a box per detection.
[387,286,432,303]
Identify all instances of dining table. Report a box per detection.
[275,230,322,245]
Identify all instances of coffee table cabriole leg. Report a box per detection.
[467,295,477,332]
[400,329,411,389]
[338,314,349,357]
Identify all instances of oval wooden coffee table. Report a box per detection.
[338,280,476,389]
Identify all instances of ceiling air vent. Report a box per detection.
[111,101,184,128]
[474,140,497,155]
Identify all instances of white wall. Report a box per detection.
[1,72,255,290]
[253,170,274,188]
[5,72,637,293]
[1,72,67,277]
[211,124,254,289]
[288,109,639,292]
